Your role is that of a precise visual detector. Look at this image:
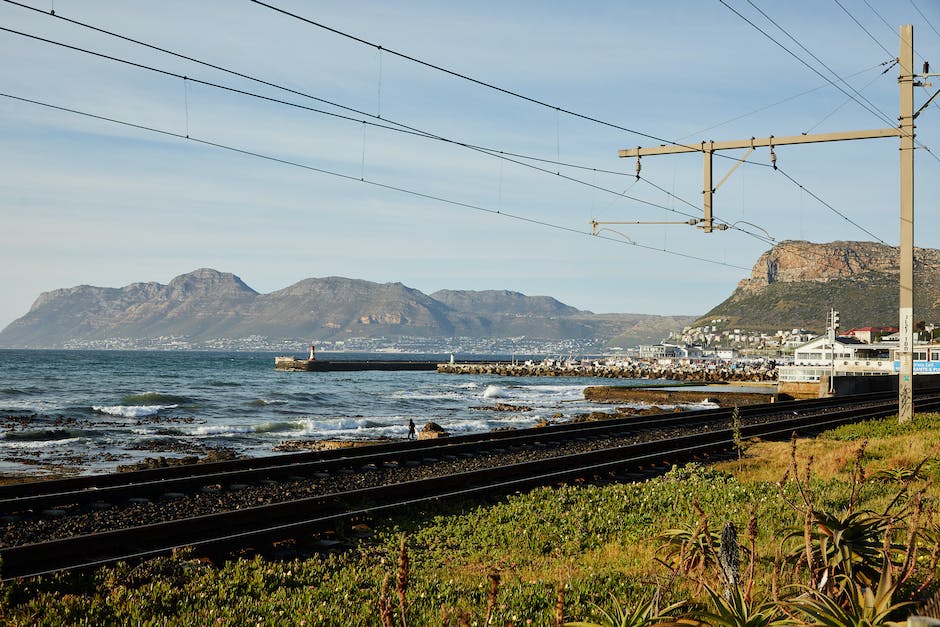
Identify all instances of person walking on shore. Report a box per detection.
[407,418,416,439]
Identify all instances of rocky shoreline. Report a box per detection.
[438,360,777,381]
[0,405,787,548]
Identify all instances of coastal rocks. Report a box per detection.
[276,425,450,450]
[470,402,533,412]
[438,361,776,382]
[566,405,674,423]
[418,422,448,440]
[583,386,775,406]
[274,439,392,452]
[116,449,239,473]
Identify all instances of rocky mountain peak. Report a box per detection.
[737,240,901,294]
[698,240,940,332]
[165,268,257,297]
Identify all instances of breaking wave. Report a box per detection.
[93,404,178,418]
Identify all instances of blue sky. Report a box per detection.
[1,0,938,330]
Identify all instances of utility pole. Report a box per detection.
[619,25,922,423]
[827,308,840,395]
[898,24,915,423]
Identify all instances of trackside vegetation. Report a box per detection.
[1,412,939,625]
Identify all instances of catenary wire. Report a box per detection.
[248,0,785,166]
[0,24,703,219]
[244,0,891,243]
[803,60,897,134]
[774,166,887,244]
[721,0,940,167]
[0,90,752,271]
[835,0,894,57]
[910,0,940,40]
[741,0,898,129]
[860,0,929,63]
[1,4,893,247]
[6,0,846,245]
[858,0,940,115]
[676,59,895,141]
[0,2,637,179]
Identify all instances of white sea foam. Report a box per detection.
[483,383,587,404]
[188,422,292,437]
[0,437,81,450]
[686,400,720,408]
[93,404,177,418]
[482,384,507,399]
[0,399,59,413]
[391,390,463,401]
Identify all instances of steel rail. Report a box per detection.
[4,397,938,581]
[0,391,917,514]
[1,391,892,495]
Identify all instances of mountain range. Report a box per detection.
[0,269,693,349]
[3,240,938,350]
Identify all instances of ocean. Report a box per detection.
[0,350,698,477]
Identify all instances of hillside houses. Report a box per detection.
[674,319,817,352]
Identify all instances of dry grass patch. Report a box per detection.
[718,411,940,485]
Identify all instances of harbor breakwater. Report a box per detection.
[436,361,777,382]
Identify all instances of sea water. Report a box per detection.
[0,350,702,476]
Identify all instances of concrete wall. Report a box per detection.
[778,381,821,400]
[832,373,940,396]
[583,386,776,406]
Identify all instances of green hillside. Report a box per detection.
[696,269,940,332]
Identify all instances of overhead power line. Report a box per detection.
[248,0,782,166]
[0,23,705,221]
[835,0,894,57]
[677,59,895,141]
[773,167,887,244]
[735,0,898,130]
[245,0,905,241]
[3,1,880,248]
[910,0,940,40]
[721,0,940,167]
[0,90,751,271]
[9,0,839,246]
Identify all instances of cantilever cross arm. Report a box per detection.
[618,127,901,157]
[618,127,901,233]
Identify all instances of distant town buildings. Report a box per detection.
[54,316,939,358]
[671,319,819,354]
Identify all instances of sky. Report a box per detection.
[1,0,939,329]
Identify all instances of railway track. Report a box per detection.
[0,390,912,515]
[2,391,938,580]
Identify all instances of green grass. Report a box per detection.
[2,419,940,625]
[821,411,940,441]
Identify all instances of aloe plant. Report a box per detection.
[694,584,783,627]
[564,591,686,627]
[784,509,893,587]
[785,566,914,627]
[657,520,722,576]
[871,459,929,484]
